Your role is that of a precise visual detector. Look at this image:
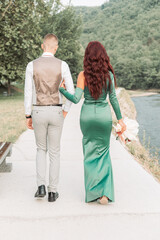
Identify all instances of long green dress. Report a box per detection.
[59,72,122,203]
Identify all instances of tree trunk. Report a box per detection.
[7,79,11,96]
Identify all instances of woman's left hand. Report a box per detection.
[60,80,66,89]
[118,119,127,133]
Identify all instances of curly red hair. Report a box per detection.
[83,41,117,100]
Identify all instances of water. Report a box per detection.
[132,94,160,161]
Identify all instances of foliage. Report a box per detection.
[76,0,160,89]
[0,0,82,88]
[0,0,46,88]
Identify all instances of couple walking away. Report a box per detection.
[24,33,126,204]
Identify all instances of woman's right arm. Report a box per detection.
[59,71,85,104]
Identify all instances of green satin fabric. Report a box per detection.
[59,72,122,202]
[80,88,114,202]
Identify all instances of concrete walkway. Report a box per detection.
[0,100,160,240]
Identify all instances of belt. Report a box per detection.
[33,104,62,106]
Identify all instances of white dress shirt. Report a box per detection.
[24,52,75,115]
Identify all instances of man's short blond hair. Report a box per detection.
[43,33,58,49]
[43,33,58,43]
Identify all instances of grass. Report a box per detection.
[127,140,160,182]
[0,94,26,143]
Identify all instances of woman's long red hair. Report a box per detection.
[83,41,117,100]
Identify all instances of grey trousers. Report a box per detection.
[32,106,64,192]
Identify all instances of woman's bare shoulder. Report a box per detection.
[77,71,85,89]
[78,71,84,77]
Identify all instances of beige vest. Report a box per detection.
[33,56,62,105]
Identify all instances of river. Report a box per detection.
[132,94,160,161]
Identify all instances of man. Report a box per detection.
[24,33,74,202]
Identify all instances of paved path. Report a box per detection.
[0,100,160,240]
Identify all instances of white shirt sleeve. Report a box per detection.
[61,61,75,112]
[24,61,33,115]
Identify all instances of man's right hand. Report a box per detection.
[26,118,33,130]
[60,80,66,89]
[63,110,68,118]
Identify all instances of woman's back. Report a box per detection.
[84,85,107,103]
[83,72,112,104]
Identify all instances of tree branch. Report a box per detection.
[0,0,14,21]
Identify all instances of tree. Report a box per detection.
[0,0,47,94]
[77,0,160,89]
[0,0,83,93]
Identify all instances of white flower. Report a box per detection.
[123,117,139,141]
[115,123,122,132]
[113,117,139,143]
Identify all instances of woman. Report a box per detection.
[59,41,126,204]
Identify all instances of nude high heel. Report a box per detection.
[97,196,109,205]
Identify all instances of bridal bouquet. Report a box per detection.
[113,117,139,144]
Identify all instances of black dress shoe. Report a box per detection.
[34,185,46,198]
[48,192,59,202]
